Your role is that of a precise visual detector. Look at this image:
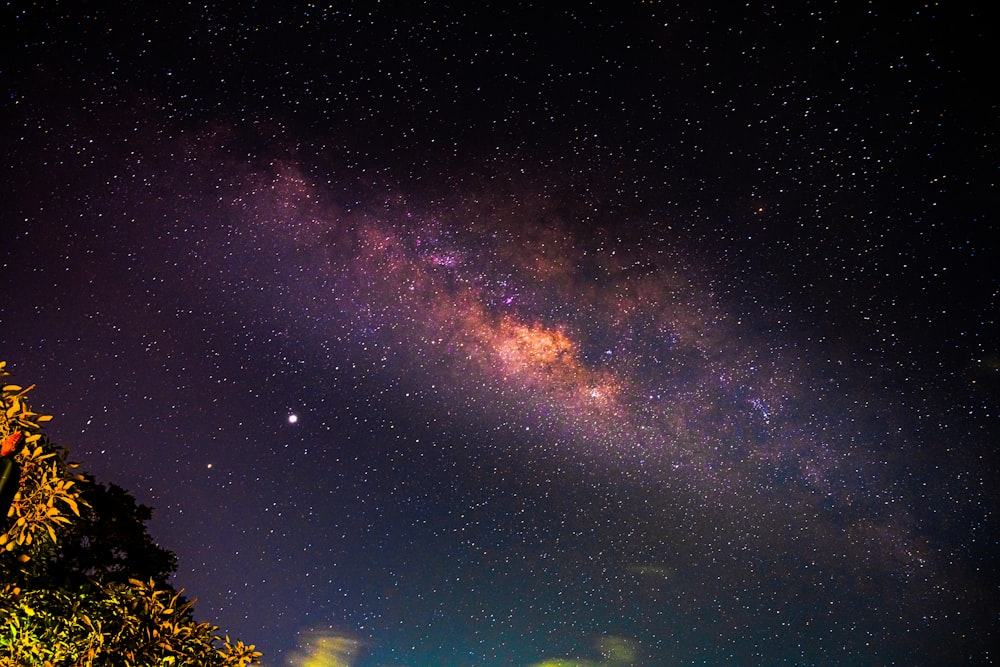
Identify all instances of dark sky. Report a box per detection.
[2,2,997,665]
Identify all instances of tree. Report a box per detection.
[45,479,179,590]
[0,361,262,666]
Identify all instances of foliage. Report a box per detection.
[45,479,179,590]
[0,361,262,666]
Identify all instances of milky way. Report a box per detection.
[162,143,961,633]
[232,158,916,538]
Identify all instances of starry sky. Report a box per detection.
[1,2,997,665]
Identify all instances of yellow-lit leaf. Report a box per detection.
[61,495,80,516]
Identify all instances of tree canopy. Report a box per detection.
[0,361,262,666]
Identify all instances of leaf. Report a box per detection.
[63,496,81,516]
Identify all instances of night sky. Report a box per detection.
[2,2,997,665]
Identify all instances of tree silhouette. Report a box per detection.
[0,361,261,665]
[45,479,179,588]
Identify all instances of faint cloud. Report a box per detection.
[286,627,363,667]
